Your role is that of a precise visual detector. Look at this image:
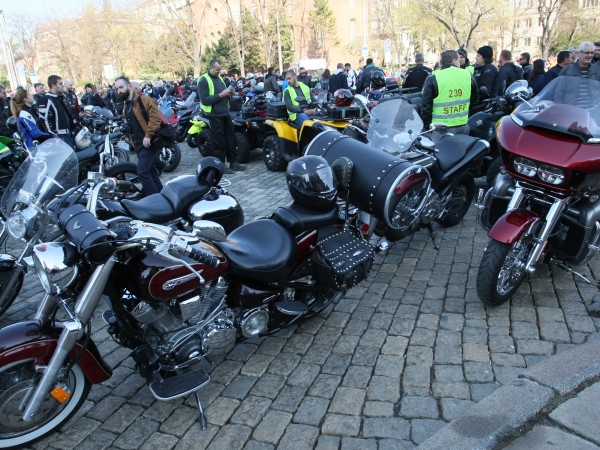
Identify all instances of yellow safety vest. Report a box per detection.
[465,66,474,75]
[431,67,472,127]
[199,73,226,114]
[285,82,312,121]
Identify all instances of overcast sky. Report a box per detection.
[0,0,107,22]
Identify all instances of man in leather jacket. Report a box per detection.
[37,75,77,147]
[497,50,524,95]
[403,53,432,91]
[473,46,498,100]
[421,50,478,142]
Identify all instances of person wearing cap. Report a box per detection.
[497,50,524,95]
[403,53,432,91]
[473,45,498,99]
[421,50,478,142]
[457,49,473,75]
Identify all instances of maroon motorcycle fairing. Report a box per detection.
[497,117,600,193]
[0,321,112,384]
[487,208,540,244]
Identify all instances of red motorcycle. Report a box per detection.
[0,153,374,448]
[476,78,600,305]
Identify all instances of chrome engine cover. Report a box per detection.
[200,316,237,357]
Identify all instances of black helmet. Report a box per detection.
[370,70,386,89]
[196,156,225,187]
[334,89,353,107]
[286,155,337,210]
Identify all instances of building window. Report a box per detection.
[349,0,356,8]
[524,37,531,47]
[349,19,356,41]
[583,0,599,7]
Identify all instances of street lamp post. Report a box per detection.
[0,10,19,89]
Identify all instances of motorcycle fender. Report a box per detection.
[265,120,298,142]
[188,123,205,135]
[488,209,540,244]
[0,320,112,384]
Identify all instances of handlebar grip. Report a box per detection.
[116,180,133,189]
[186,246,220,267]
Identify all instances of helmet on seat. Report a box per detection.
[74,127,92,150]
[196,156,225,187]
[286,155,337,211]
[370,70,386,89]
[334,89,353,107]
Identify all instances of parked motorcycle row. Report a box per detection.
[0,76,598,447]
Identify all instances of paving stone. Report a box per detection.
[504,425,599,450]
[243,440,275,450]
[100,403,144,434]
[174,424,218,450]
[315,435,340,450]
[411,419,447,444]
[440,398,476,421]
[294,396,330,426]
[351,345,380,366]
[323,353,353,375]
[268,352,301,376]
[252,410,292,444]
[271,385,308,412]
[381,335,409,355]
[207,424,252,450]
[362,417,410,439]
[364,400,395,417]
[77,429,118,450]
[139,432,179,450]
[87,395,127,422]
[340,437,378,450]
[241,354,276,377]
[375,354,405,378]
[539,320,571,342]
[321,414,361,437]
[399,396,439,419]
[221,375,258,400]
[309,374,343,399]
[250,373,286,399]
[463,342,490,362]
[50,417,101,449]
[161,405,204,437]
[329,387,366,415]
[434,344,463,364]
[205,397,241,426]
[464,362,494,383]
[342,365,373,388]
[359,328,388,347]
[402,365,431,388]
[432,381,471,399]
[550,383,600,445]
[277,424,319,449]
[113,417,160,449]
[230,396,272,427]
[368,375,400,401]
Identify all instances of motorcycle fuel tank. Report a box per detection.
[122,243,229,302]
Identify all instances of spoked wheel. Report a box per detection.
[105,162,143,200]
[158,143,181,173]
[0,358,91,449]
[439,175,475,227]
[0,268,25,316]
[476,236,534,306]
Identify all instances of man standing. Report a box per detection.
[541,51,572,88]
[114,76,164,197]
[63,80,80,120]
[198,59,245,172]
[33,83,46,104]
[555,42,600,106]
[82,83,104,107]
[497,50,524,95]
[519,52,533,80]
[345,63,357,90]
[329,63,349,94]
[403,53,432,91]
[0,86,11,137]
[356,58,379,93]
[421,50,477,142]
[593,42,600,64]
[37,75,76,147]
[283,70,316,127]
[473,46,498,98]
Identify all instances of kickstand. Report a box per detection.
[426,224,439,250]
[194,391,208,430]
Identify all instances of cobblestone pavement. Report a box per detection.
[3,142,600,449]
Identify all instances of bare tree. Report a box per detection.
[536,0,572,59]
[418,0,493,49]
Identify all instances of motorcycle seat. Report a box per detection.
[215,219,296,282]
[435,134,483,172]
[272,202,338,235]
[122,176,211,222]
[75,147,97,161]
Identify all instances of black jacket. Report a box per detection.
[0,97,11,137]
[357,64,380,93]
[403,64,432,91]
[420,65,478,129]
[474,63,498,99]
[328,70,349,94]
[497,62,523,95]
[198,73,230,116]
[37,93,75,136]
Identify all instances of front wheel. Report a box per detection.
[476,237,533,306]
[439,175,475,227]
[0,358,91,449]
[263,135,286,172]
[158,143,181,173]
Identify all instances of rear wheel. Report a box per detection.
[263,135,286,172]
[477,237,533,306]
[158,143,181,173]
[0,358,91,449]
[0,268,24,316]
[439,175,475,227]
[235,132,252,163]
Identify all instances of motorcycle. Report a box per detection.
[0,140,243,318]
[231,92,276,163]
[0,121,28,197]
[476,77,600,306]
[186,114,210,156]
[0,150,373,448]
[306,97,489,246]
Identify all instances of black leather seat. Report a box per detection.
[215,219,296,282]
[272,202,338,235]
[121,175,211,223]
[436,134,481,172]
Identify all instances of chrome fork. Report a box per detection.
[22,257,116,421]
[525,198,566,273]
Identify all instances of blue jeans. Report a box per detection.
[293,113,311,127]
[137,146,163,197]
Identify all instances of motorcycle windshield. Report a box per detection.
[0,138,79,217]
[367,99,423,154]
[513,77,600,142]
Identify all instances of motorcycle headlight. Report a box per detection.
[6,206,39,240]
[32,242,79,295]
[513,157,537,178]
[538,164,565,185]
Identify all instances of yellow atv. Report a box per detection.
[262,101,366,171]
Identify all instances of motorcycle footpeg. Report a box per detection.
[149,368,210,401]
[274,300,309,316]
